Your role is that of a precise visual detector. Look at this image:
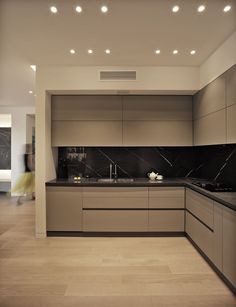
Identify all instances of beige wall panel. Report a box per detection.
[52,120,122,146]
[223,206,236,288]
[52,95,122,120]
[186,211,214,261]
[226,104,236,144]
[193,76,226,119]
[213,203,223,270]
[123,96,192,120]
[149,210,184,231]
[186,189,214,228]
[194,109,226,145]
[83,197,148,209]
[83,187,148,198]
[123,121,193,146]
[149,197,184,209]
[226,65,236,107]
[46,187,83,231]
[149,187,185,198]
[83,210,148,232]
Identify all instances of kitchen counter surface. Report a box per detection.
[46,178,236,211]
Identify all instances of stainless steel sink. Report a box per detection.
[97,178,134,183]
[97,178,115,183]
[116,178,134,183]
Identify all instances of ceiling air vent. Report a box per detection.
[100,70,136,81]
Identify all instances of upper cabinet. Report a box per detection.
[225,65,236,107]
[52,95,123,120]
[193,64,236,145]
[123,96,192,120]
[51,95,193,147]
[193,76,226,120]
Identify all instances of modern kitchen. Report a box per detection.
[1,0,236,306]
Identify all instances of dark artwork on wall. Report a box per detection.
[0,128,11,169]
[57,145,236,187]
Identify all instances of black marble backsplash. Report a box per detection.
[57,145,236,187]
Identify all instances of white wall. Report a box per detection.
[0,106,35,193]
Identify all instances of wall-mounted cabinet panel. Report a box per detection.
[123,96,192,120]
[46,187,83,231]
[52,95,122,120]
[194,109,226,145]
[226,65,236,107]
[123,121,192,146]
[223,206,236,288]
[83,210,148,232]
[193,76,226,119]
[149,211,184,232]
[226,103,236,144]
[52,120,122,146]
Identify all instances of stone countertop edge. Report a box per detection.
[46,178,236,212]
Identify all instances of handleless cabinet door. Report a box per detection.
[223,206,236,288]
[149,211,184,232]
[46,187,83,231]
[123,121,192,146]
[227,103,236,143]
[226,65,236,107]
[52,120,122,146]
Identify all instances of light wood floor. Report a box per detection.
[0,194,236,307]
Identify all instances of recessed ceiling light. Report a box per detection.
[29,90,33,94]
[101,5,108,13]
[70,49,76,54]
[223,5,231,12]
[155,49,161,54]
[30,65,36,72]
[190,50,196,55]
[88,49,93,54]
[172,5,179,13]
[198,5,205,12]
[50,6,58,13]
[75,6,82,13]
[173,49,178,54]
[105,49,111,54]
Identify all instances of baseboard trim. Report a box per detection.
[47,231,185,237]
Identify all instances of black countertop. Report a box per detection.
[46,178,236,211]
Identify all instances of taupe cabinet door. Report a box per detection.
[223,206,236,288]
[52,120,122,146]
[46,187,83,231]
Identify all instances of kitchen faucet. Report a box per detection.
[109,163,118,179]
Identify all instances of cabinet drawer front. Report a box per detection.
[83,187,148,198]
[83,197,148,209]
[186,189,214,228]
[186,211,213,260]
[149,211,184,232]
[46,191,82,231]
[149,197,184,209]
[83,210,148,232]
[149,187,185,198]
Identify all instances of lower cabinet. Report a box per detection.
[185,211,214,260]
[46,187,83,231]
[223,206,236,288]
[83,210,148,232]
[149,210,184,232]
